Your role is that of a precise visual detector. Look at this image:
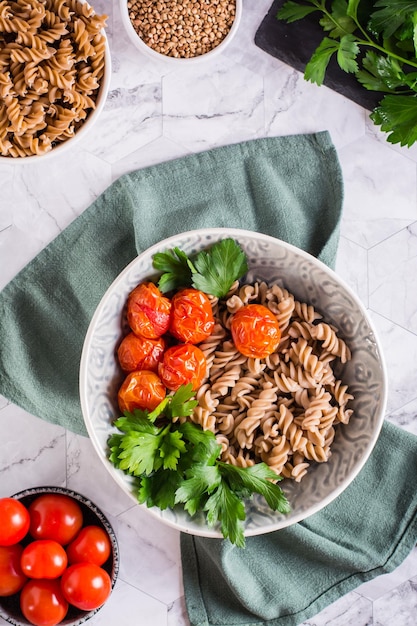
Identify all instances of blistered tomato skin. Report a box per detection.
[0,498,30,546]
[169,288,215,344]
[127,282,171,339]
[230,304,281,358]
[117,332,166,372]
[118,370,166,413]
[158,344,207,391]
[28,494,83,546]
[0,544,27,596]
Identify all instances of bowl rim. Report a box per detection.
[0,27,111,164]
[79,227,388,537]
[119,0,243,64]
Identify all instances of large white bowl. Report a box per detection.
[120,0,242,64]
[79,228,388,538]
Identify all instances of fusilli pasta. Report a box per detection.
[0,0,107,157]
[191,281,355,482]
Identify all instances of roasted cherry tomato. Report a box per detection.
[0,544,27,596]
[230,304,281,358]
[28,494,83,546]
[117,332,165,373]
[21,540,68,579]
[118,369,166,413]
[60,563,112,611]
[20,578,68,626]
[158,343,207,391]
[66,525,111,567]
[0,498,30,546]
[126,281,171,339]
[169,288,214,344]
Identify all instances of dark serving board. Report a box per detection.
[255,0,383,111]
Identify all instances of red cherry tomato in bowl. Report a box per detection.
[0,544,27,596]
[118,369,166,413]
[66,525,111,566]
[158,343,207,391]
[0,498,30,546]
[127,281,171,339]
[61,562,112,611]
[20,578,68,626]
[169,288,214,344]
[230,304,281,358]
[21,540,67,579]
[28,494,83,546]
[117,332,165,372]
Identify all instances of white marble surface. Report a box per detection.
[1,1,417,625]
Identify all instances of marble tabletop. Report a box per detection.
[1,1,417,624]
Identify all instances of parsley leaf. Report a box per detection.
[153,238,248,298]
[370,94,417,146]
[107,386,291,547]
[278,0,417,146]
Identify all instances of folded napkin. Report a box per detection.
[1,131,416,626]
[0,132,342,436]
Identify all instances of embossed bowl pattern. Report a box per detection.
[79,228,388,537]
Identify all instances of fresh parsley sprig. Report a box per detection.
[108,385,290,548]
[277,0,417,147]
[152,238,249,298]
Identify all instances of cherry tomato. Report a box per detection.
[20,578,68,626]
[28,494,83,546]
[21,540,67,579]
[230,304,281,358]
[169,288,214,344]
[0,498,30,546]
[158,343,207,391]
[0,544,27,596]
[60,562,112,611]
[66,525,111,567]
[118,369,166,413]
[117,332,165,372]
[127,281,171,339]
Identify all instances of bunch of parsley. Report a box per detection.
[277,0,417,147]
[108,385,291,548]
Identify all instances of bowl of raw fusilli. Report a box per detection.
[80,228,388,538]
[0,0,111,160]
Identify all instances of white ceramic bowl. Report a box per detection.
[120,0,242,64]
[0,4,111,163]
[80,228,388,538]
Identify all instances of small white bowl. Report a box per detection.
[120,0,242,64]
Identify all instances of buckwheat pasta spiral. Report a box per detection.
[192,281,355,483]
[0,0,107,157]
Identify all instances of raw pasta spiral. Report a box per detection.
[0,0,107,157]
[191,281,355,483]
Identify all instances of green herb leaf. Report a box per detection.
[304,37,340,84]
[356,51,408,91]
[175,463,221,516]
[138,472,182,509]
[370,93,417,146]
[191,238,248,297]
[153,247,194,292]
[277,0,320,23]
[319,0,357,37]
[337,34,360,73]
[204,481,247,548]
[166,384,199,418]
[368,0,415,39]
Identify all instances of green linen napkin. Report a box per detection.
[0,131,342,436]
[181,419,417,626]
